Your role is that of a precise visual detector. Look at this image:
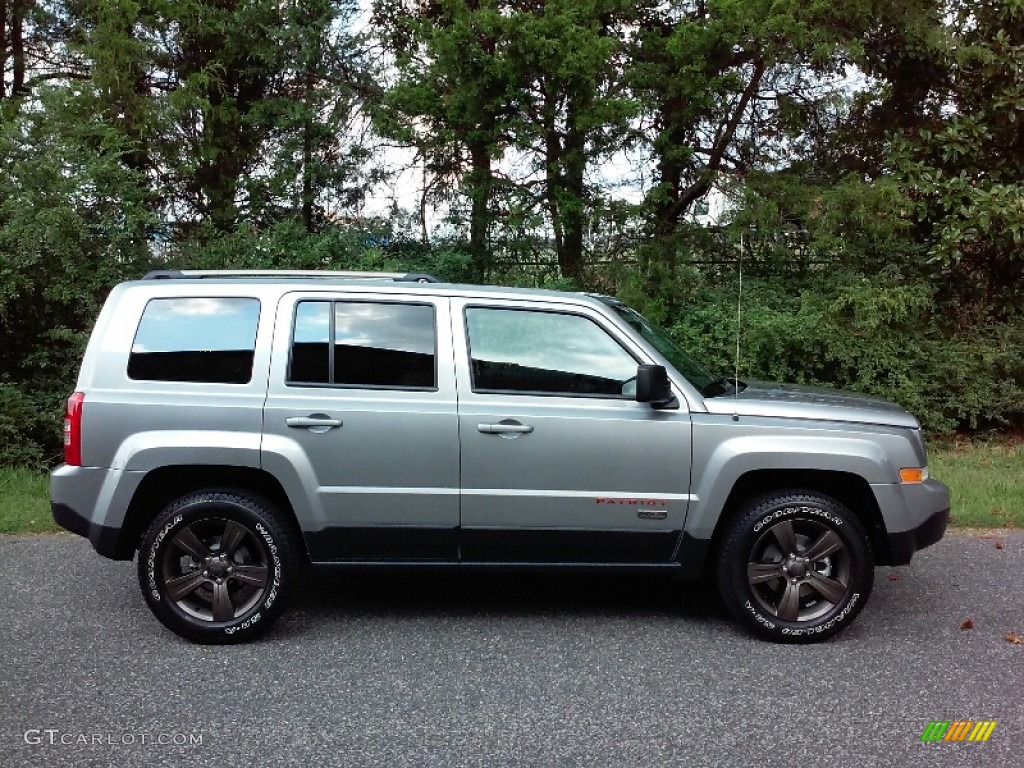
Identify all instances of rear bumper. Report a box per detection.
[51,501,129,560]
[49,464,139,560]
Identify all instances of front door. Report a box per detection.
[452,299,692,563]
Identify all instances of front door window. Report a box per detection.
[465,307,638,398]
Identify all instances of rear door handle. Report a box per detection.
[477,422,534,435]
[286,415,343,432]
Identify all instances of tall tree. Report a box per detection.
[504,0,637,283]
[231,0,367,234]
[889,0,1024,313]
[629,1,889,281]
[809,0,949,178]
[373,0,515,279]
[755,0,1023,314]
[77,0,369,238]
[2,0,69,100]
[10,0,26,95]
[374,0,638,283]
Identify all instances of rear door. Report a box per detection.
[452,298,692,563]
[263,292,459,561]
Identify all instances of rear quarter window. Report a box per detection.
[128,297,261,384]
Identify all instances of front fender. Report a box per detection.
[685,429,893,540]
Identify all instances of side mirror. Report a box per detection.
[635,364,677,409]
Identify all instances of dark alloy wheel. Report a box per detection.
[138,490,298,643]
[716,491,873,643]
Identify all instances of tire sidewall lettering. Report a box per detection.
[220,519,279,636]
[753,505,844,534]
[254,522,282,612]
[744,600,776,630]
[225,612,261,635]
[147,514,183,602]
[781,593,860,636]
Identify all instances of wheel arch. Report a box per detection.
[118,465,308,561]
[699,469,892,577]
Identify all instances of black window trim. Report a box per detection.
[462,304,641,400]
[286,298,439,392]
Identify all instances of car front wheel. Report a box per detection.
[716,491,874,643]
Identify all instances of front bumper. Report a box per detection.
[878,478,951,565]
[885,505,950,566]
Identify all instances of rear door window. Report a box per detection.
[288,300,436,389]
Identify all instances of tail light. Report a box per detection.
[64,392,85,466]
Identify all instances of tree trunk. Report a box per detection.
[300,27,321,234]
[559,99,586,284]
[11,0,26,96]
[544,134,563,267]
[197,88,243,233]
[302,117,314,232]
[199,164,241,233]
[0,0,8,99]
[652,99,688,237]
[419,159,429,244]
[467,139,492,281]
[542,84,564,273]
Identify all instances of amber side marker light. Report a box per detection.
[899,467,929,484]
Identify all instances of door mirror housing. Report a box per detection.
[635,365,677,409]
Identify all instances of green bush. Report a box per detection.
[664,271,1024,433]
[0,385,52,469]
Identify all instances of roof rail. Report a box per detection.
[142,269,442,283]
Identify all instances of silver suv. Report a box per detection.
[50,270,950,643]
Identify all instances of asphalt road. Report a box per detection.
[1,531,1021,768]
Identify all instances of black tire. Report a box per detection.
[137,490,298,644]
[716,491,873,643]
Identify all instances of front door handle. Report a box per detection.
[286,415,343,433]
[477,422,534,435]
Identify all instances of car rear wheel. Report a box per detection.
[137,490,297,643]
[716,491,873,643]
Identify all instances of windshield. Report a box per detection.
[603,301,722,396]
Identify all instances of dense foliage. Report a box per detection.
[1,0,1022,466]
